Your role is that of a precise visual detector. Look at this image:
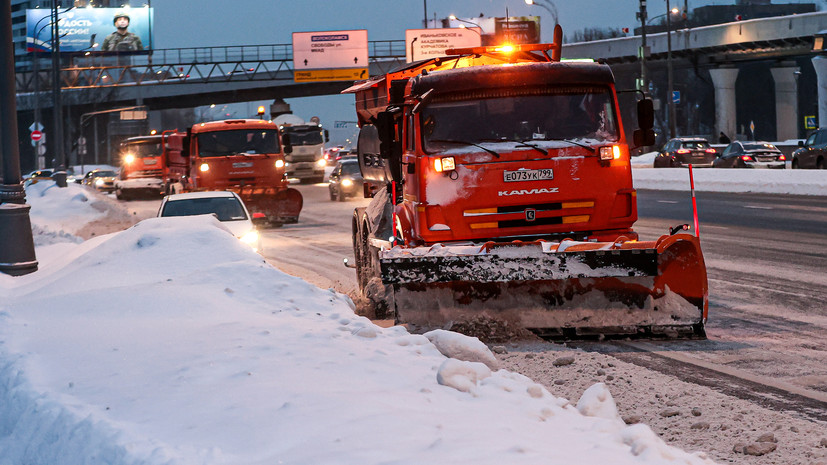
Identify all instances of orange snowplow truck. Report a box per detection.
[182,119,303,226]
[115,130,187,200]
[344,26,708,338]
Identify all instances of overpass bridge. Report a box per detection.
[15,40,407,112]
[14,12,827,169]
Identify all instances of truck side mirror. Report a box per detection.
[324,129,330,143]
[637,98,654,130]
[798,140,804,147]
[375,110,403,183]
[282,133,292,154]
[632,98,656,148]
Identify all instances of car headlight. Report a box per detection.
[95,178,104,186]
[316,158,327,167]
[240,229,259,245]
[341,178,353,187]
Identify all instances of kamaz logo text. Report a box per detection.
[498,188,559,196]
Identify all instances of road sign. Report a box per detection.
[29,121,44,132]
[334,121,356,129]
[292,30,368,70]
[404,28,481,63]
[31,130,43,141]
[37,144,46,155]
[672,91,680,104]
[805,115,817,130]
[294,68,368,83]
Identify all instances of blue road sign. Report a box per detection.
[805,115,817,130]
[672,91,681,104]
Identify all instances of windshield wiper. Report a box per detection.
[478,138,548,156]
[540,138,596,153]
[429,139,500,158]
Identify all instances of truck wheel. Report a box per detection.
[115,189,125,200]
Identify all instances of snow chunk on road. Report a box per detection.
[425,329,498,369]
[577,382,622,422]
[436,358,493,393]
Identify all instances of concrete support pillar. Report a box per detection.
[771,63,799,141]
[709,67,739,141]
[811,56,827,130]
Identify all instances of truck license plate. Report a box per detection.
[233,162,254,168]
[503,169,553,182]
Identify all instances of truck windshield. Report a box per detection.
[122,140,163,158]
[421,86,619,153]
[197,129,280,157]
[283,127,324,146]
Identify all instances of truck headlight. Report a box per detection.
[434,156,455,173]
[199,163,210,172]
[316,158,327,167]
[124,154,135,164]
[275,160,285,168]
[599,145,621,161]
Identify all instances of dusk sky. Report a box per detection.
[146,0,808,145]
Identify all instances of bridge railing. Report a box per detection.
[16,40,407,92]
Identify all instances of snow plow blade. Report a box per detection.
[380,234,708,338]
[238,186,303,224]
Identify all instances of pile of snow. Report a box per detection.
[0,184,716,464]
[631,152,827,196]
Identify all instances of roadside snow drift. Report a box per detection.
[0,209,716,464]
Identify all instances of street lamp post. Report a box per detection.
[666,0,677,139]
[51,0,67,186]
[638,0,648,95]
[524,0,558,27]
[0,0,38,276]
[32,16,54,170]
[449,15,484,31]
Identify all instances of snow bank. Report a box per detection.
[0,216,716,464]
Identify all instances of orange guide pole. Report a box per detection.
[688,164,699,238]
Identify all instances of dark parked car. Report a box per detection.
[713,141,786,169]
[328,159,363,201]
[654,138,717,168]
[791,128,827,169]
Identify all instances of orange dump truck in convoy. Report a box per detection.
[182,119,303,225]
[344,26,708,338]
[115,131,187,200]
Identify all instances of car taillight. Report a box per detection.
[740,155,754,161]
[779,154,786,160]
[676,149,690,154]
[705,149,716,154]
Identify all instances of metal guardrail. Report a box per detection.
[15,40,407,92]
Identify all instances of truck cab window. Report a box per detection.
[197,129,280,157]
[420,86,618,153]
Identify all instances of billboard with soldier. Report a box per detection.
[26,7,153,53]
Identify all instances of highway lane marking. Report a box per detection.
[744,205,773,210]
[656,200,679,204]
